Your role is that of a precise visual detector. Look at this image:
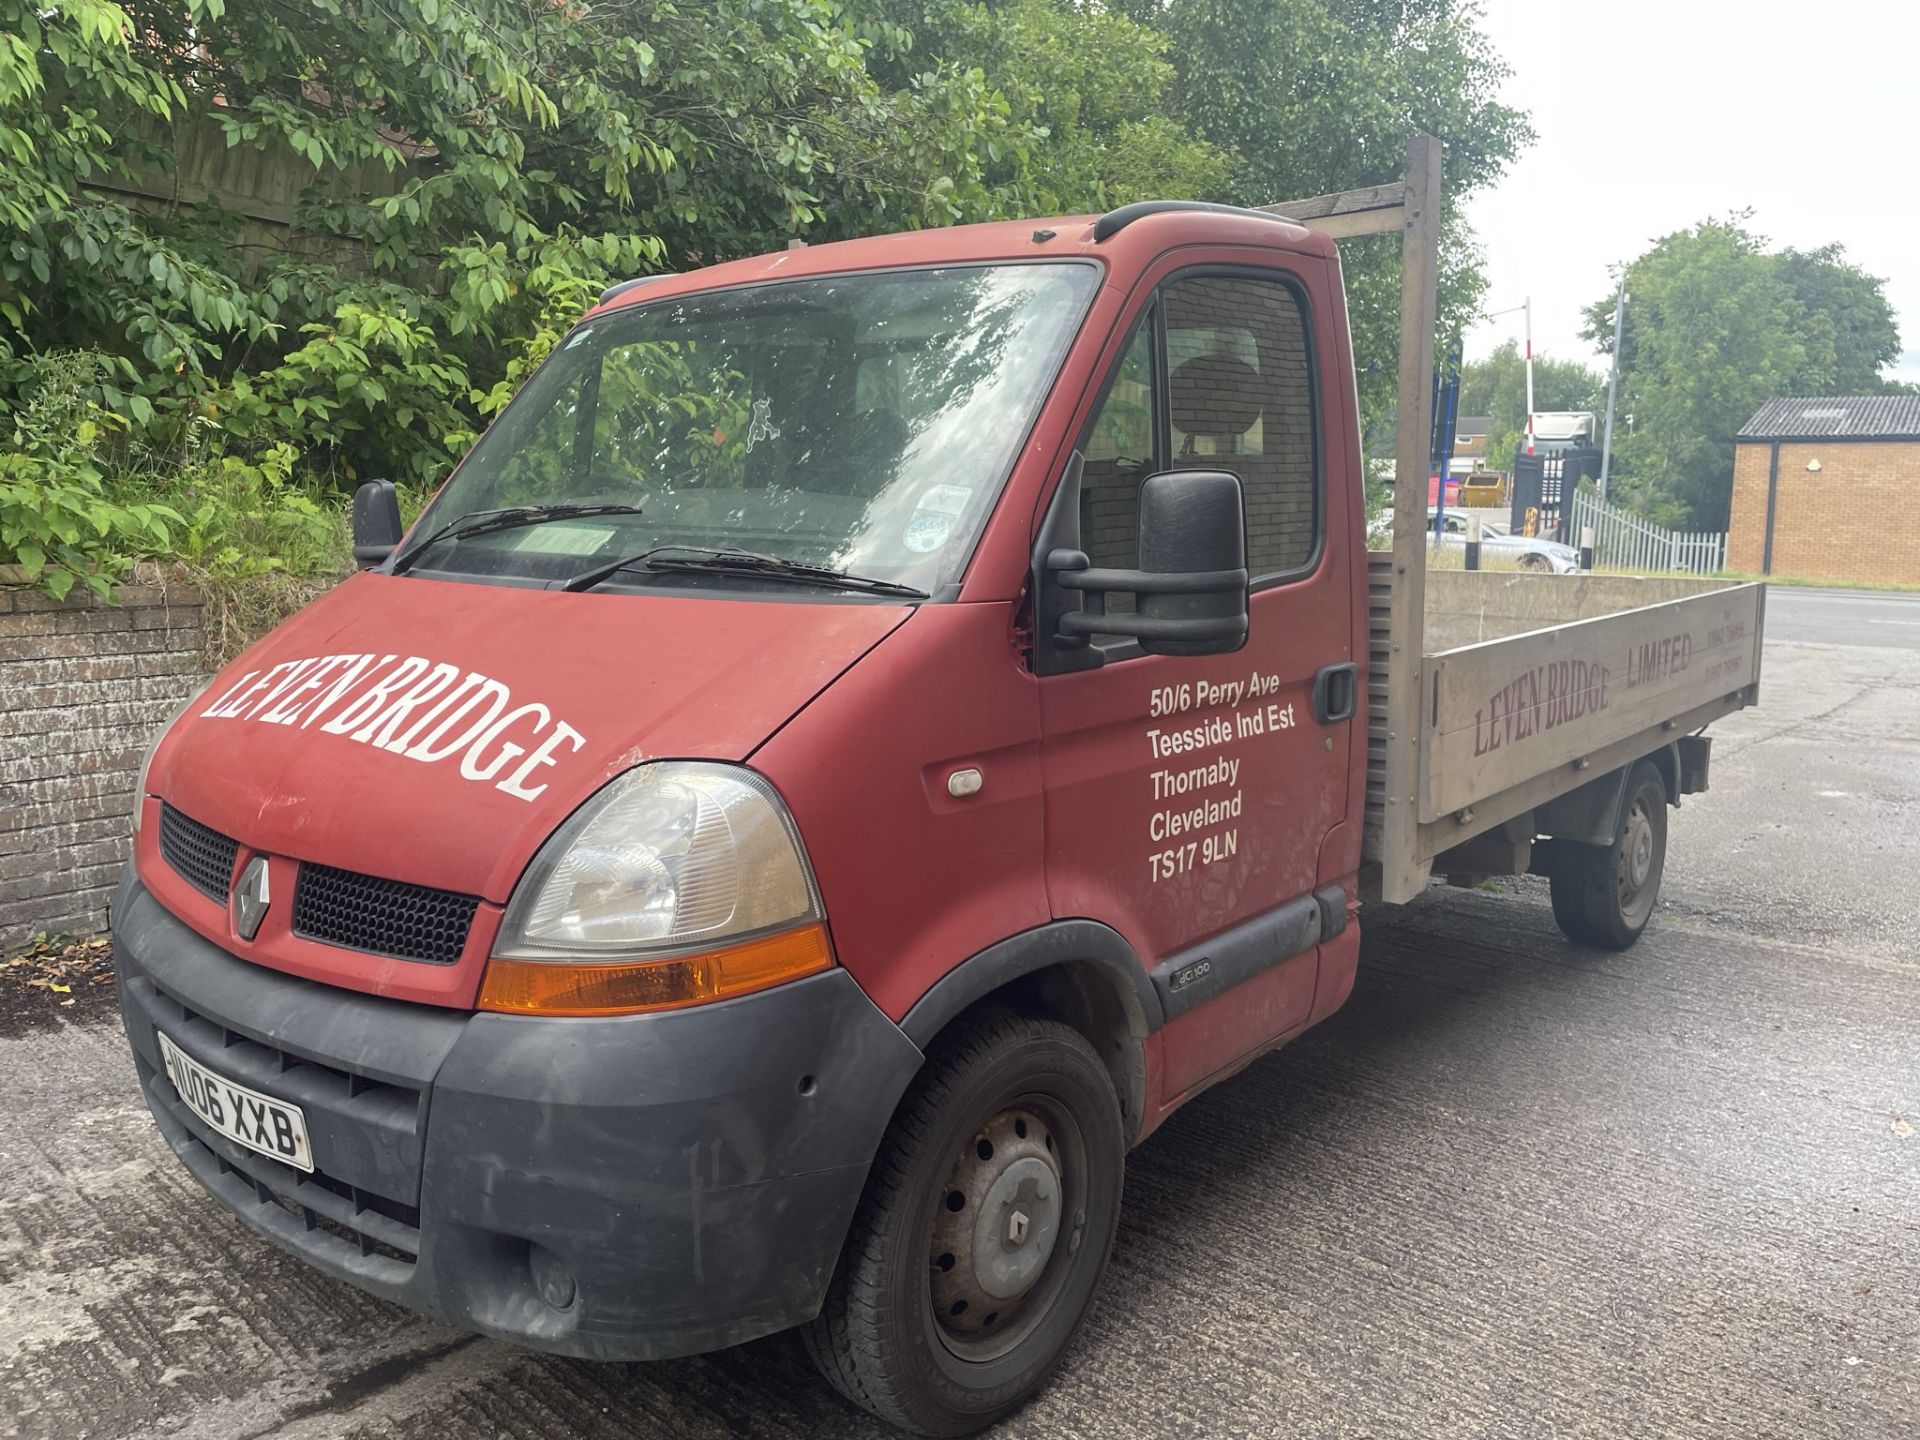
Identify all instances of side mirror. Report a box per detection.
[1047,468,1249,657]
[351,480,404,568]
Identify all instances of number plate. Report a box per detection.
[157,1031,314,1173]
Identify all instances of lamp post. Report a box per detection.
[1480,298,1534,457]
[1599,273,1626,501]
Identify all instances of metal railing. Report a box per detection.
[1567,486,1726,574]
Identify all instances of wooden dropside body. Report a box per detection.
[1364,561,1765,902]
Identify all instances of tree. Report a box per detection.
[866,0,1233,208]
[1,0,1537,596]
[1775,245,1905,395]
[1114,0,1533,434]
[1583,218,1907,529]
[0,0,1048,488]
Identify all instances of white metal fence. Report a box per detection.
[1567,487,1727,574]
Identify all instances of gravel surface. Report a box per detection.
[4,605,1916,1440]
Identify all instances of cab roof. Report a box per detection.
[588,205,1333,318]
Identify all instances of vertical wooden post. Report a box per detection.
[1382,134,1442,903]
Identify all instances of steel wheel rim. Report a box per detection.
[1618,796,1658,922]
[927,1100,1079,1363]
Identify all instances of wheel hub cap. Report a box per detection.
[1625,804,1653,890]
[972,1157,1060,1298]
[930,1108,1063,1342]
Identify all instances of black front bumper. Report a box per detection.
[112,867,924,1360]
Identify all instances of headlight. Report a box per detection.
[480,762,832,1016]
[131,681,212,834]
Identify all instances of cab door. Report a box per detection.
[1036,258,1357,1103]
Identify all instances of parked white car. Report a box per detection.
[1368,508,1581,573]
[1439,511,1580,572]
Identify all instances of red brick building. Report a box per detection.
[1729,396,1920,584]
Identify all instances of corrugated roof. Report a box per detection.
[1739,395,1920,439]
[1454,415,1491,436]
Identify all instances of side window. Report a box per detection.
[1164,275,1318,577]
[1078,318,1156,574]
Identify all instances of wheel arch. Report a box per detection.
[899,920,1162,1144]
[1538,743,1680,845]
[1645,742,1680,805]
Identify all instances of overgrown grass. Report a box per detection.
[2,352,432,641]
[1714,570,1920,594]
[180,478,433,665]
[1578,565,1920,592]
[1422,545,1531,572]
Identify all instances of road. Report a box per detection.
[4,622,1918,1440]
[1763,585,1920,651]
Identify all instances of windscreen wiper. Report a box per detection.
[559,544,928,599]
[390,503,647,575]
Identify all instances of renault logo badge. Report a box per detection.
[234,856,271,941]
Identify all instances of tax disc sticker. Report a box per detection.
[513,523,616,556]
[904,512,952,553]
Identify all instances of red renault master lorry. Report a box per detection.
[113,188,1764,1435]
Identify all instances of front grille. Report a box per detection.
[134,974,426,1278]
[293,862,479,965]
[147,1064,422,1277]
[159,805,239,903]
[195,1128,421,1267]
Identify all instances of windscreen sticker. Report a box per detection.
[198,653,588,803]
[903,484,972,553]
[916,484,972,516]
[512,523,616,556]
[745,396,781,453]
[904,512,951,553]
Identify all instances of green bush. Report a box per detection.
[149,443,343,579]
[0,0,1527,607]
[0,354,178,599]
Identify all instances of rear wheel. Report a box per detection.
[802,1011,1124,1436]
[1549,759,1668,949]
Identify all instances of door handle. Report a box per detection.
[1312,662,1357,724]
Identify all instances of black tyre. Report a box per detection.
[1549,759,1668,949]
[802,1010,1125,1436]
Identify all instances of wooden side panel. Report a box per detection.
[1420,584,1765,822]
[1423,571,1736,651]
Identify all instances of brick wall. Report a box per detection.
[1729,439,1920,584]
[1726,443,1770,573]
[1,575,209,948]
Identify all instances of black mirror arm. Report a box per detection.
[1056,610,1248,645]
[1044,548,1248,647]
[1053,563,1249,597]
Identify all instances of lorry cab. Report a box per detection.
[115,204,1382,1434]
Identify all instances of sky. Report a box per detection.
[1461,0,1920,388]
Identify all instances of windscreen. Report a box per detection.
[407,262,1100,594]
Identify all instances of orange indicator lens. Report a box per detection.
[478,922,833,1016]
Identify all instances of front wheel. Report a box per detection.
[802,1011,1124,1436]
[1549,759,1668,949]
